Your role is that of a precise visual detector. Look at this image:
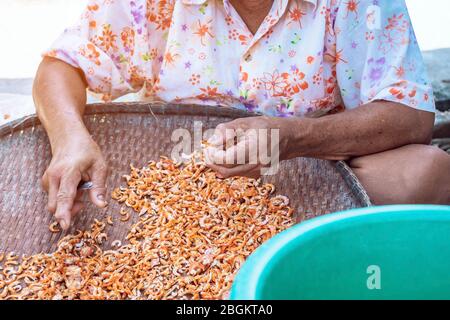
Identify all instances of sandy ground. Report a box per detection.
[0,0,449,125]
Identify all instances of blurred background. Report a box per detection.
[0,0,449,125]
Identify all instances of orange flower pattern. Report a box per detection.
[44,0,434,116]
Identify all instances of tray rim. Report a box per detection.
[0,102,372,207]
[0,102,258,136]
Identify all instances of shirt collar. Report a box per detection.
[182,0,317,8]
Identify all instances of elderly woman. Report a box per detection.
[34,0,450,229]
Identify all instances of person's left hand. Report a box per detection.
[204,116,293,178]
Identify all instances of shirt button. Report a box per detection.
[244,53,252,62]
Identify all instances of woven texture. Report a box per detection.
[433,110,450,154]
[0,103,371,256]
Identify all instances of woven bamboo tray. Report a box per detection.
[0,103,371,256]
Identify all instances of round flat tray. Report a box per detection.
[0,103,371,256]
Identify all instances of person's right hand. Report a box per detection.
[41,132,108,230]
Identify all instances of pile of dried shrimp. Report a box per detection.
[0,154,294,300]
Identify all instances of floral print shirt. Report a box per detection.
[44,0,435,117]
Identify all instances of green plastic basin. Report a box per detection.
[230,205,450,299]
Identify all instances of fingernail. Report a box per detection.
[97,194,108,207]
[59,219,68,230]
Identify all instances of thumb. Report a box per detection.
[88,161,108,208]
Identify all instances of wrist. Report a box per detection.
[49,121,91,153]
[279,117,314,160]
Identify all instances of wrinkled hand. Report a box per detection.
[42,133,108,230]
[204,116,292,178]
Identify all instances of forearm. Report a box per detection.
[284,101,435,161]
[33,57,89,152]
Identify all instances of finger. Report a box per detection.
[48,177,60,214]
[70,190,85,217]
[209,137,254,167]
[42,171,60,214]
[71,201,85,217]
[208,117,263,146]
[242,167,263,179]
[208,162,259,179]
[205,147,237,168]
[207,122,238,147]
[88,161,108,208]
[55,170,81,230]
[207,123,228,146]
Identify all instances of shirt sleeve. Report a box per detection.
[43,0,168,101]
[334,0,435,112]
